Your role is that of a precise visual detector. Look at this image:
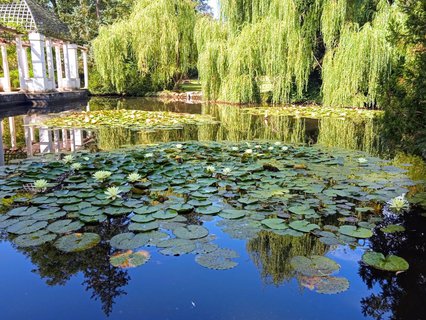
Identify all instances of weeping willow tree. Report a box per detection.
[197,0,404,107]
[92,0,197,94]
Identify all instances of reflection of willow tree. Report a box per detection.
[359,211,426,320]
[201,104,307,143]
[247,231,327,285]
[12,220,130,316]
[317,116,383,155]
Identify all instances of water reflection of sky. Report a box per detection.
[0,222,382,320]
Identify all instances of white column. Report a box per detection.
[0,119,4,166]
[23,116,33,156]
[69,129,76,152]
[67,44,80,89]
[62,128,68,149]
[29,32,48,92]
[22,46,30,79]
[82,49,88,89]
[39,127,53,153]
[15,36,27,90]
[53,129,60,152]
[74,129,83,147]
[63,42,71,81]
[55,45,63,89]
[8,117,16,148]
[45,38,55,89]
[1,44,11,92]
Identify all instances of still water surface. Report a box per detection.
[0,97,425,320]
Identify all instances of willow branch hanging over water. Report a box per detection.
[92,0,197,93]
[197,0,403,107]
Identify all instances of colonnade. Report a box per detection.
[1,32,88,93]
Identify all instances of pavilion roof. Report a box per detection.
[0,0,70,40]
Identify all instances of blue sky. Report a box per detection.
[208,0,219,18]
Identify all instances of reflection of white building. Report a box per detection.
[0,0,88,93]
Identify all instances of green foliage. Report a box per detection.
[92,0,197,95]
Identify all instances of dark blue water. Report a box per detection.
[1,98,425,320]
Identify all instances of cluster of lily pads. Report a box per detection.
[244,105,384,120]
[0,141,416,278]
[39,110,218,130]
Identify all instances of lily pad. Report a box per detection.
[380,225,405,233]
[128,221,159,232]
[47,219,84,234]
[109,232,151,250]
[261,218,288,230]
[300,275,350,294]
[54,233,101,252]
[290,255,340,277]
[362,252,409,272]
[173,225,209,240]
[289,220,319,233]
[219,209,246,220]
[13,230,57,247]
[7,220,48,235]
[152,209,178,220]
[195,248,239,270]
[338,225,373,238]
[110,249,150,268]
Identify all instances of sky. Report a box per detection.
[208,0,219,18]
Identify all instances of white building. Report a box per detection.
[0,0,88,93]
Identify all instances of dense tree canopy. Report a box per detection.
[92,0,197,93]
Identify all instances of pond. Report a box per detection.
[0,97,425,320]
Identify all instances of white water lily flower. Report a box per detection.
[274,141,282,146]
[71,162,82,171]
[245,149,253,154]
[223,167,232,175]
[93,170,112,182]
[231,147,239,151]
[387,194,410,212]
[255,145,261,149]
[282,146,289,151]
[34,179,49,190]
[63,155,74,164]
[268,146,274,151]
[145,153,154,158]
[358,157,368,164]
[105,186,122,200]
[83,157,90,161]
[206,165,215,174]
[127,172,142,183]
[176,144,183,149]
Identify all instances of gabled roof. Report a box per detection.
[0,0,70,40]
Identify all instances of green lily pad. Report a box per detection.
[195,248,239,270]
[261,218,288,230]
[131,214,155,223]
[110,249,151,268]
[109,232,151,250]
[380,225,405,233]
[289,220,319,233]
[290,255,340,277]
[362,252,409,272]
[133,206,159,214]
[7,206,38,217]
[195,206,222,215]
[219,209,246,219]
[128,221,159,232]
[152,209,178,219]
[54,233,101,252]
[7,220,48,235]
[169,203,194,213]
[173,225,209,240]
[13,230,57,247]
[338,225,373,238]
[47,219,84,234]
[158,238,196,256]
[300,276,350,294]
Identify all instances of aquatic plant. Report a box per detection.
[93,171,112,182]
[34,180,49,191]
[205,166,215,174]
[105,187,123,200]
[63,155,75,164]
[387,194,410,213]
[127,173,142,183]
[222,168,232,175]
[71,163,82,171]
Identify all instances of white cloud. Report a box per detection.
[208,0,219,19]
